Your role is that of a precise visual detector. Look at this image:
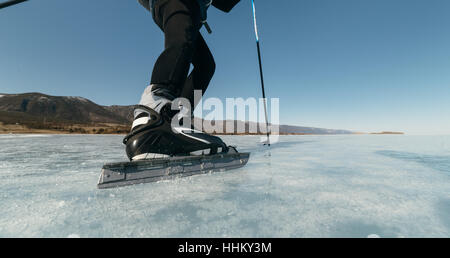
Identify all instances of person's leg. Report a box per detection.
[126,0,230,160]
[180,33,216,110]
[139,0,201,114]
[149,0,201,101]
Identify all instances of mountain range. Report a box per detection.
[0,92,355,135]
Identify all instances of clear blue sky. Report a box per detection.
[1,0,450,134]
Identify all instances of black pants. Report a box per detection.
[150,0,215,108]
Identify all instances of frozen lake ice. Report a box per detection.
[0,134,449,238]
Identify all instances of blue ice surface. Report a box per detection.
[0,134,449,238]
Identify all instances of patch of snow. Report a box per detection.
[68,96,89,102]
[57,201,66,208]
[38,96,49,102]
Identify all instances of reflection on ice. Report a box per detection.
[0,135,449,237]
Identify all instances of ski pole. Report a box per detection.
[252,0,270,146]
[0,0,28,10]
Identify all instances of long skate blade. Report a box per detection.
[97,152,250,189]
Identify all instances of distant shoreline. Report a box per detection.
[369,132,405,135]
[0,130,404,136]
[0,122,404,136]
[0,131,354,136]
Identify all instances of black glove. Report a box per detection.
[212,0,240,13]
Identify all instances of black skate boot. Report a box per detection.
[123,104,229,161]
